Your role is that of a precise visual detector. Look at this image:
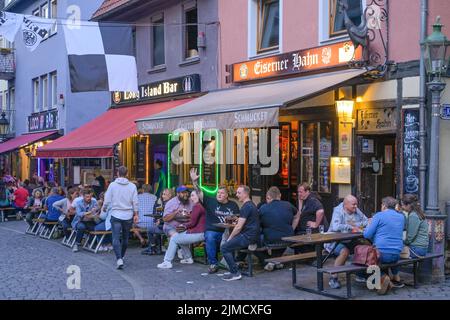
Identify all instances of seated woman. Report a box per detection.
[157,190,205,269]
[25,189,44,228]
[0,180,12,209]
[53,188,79,238]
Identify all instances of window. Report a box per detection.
[51,73,57,107]
[32,8,40,16]
[51,0,57,34]
[184,7,198,59]
[329,0,362,37]
[10,88,14,111]
[257,0,279,53]
[41,3,49,18]
[42,75,48,110]
[33,79,39,112]
[152,15,165,66]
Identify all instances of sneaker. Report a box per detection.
[391,280,405,288]
[157,261,173,269]
[107,245,113,251]
[72,244,79,252]
[275,263,285,270]
[180,258,194,264]
[329,277,341,289]
[264,262,275,272]
[222,272,242,281]
[208,264,219,274]
[177,249,184,259]
[116,259,124,270]
[355,275,367,283]
[98,246,107,252]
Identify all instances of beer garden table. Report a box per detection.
[281,232,364,299]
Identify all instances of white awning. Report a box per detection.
[136,68,366,134]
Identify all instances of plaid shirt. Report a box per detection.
[137,193,157,228]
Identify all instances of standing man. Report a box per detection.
[220,185,259,281]
[153,159,166,198]
[102,166,139,269]
[190,168,240,274]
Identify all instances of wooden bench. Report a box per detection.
[39,221,59,239]
[25,218,45,235]
[83,230,112,253]
[61,228,77,248]
[0,207,17,222]
[317,252,444,299]
[265,252,318,285]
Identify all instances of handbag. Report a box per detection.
[353,245,381,266]
[400,245,410,259]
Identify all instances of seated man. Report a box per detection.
[190,168,240,273]
[220,185,259,281]
[256,186,297,271]
[325,195,369,289]
[363,197,405,295]
[43,187,65,222]
[71,188,99,252]
[132,184,156,247]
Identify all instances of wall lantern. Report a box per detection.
[0,112,10,138]
[336,98,355,125]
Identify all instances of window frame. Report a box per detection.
[151,14,165,67]
[33,78,40,112]
[50,0,58,34]
[51,72,57,108]
[41,75,48,111]
[184,5,199,60]
[257,0,280,54]
[329,0,363,38]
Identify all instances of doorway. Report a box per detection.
[357,135,396,215]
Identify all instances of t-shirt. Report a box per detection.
[153,168,166,198]
[259,200,296,243]
[203,195,240,232]
[297,194,323,233]
[13,187,29,208]
[163,197,193,229]
[45,195,65,220]
[239,201,260,242]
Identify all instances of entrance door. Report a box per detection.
[357,135,396,215]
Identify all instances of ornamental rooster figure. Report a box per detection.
[338,0,369,51]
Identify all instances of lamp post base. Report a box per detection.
[418,214,447,283]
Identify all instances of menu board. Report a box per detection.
[402,109,420,195]
[136,142,146,179]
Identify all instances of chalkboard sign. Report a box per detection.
[136,142,146,179]
[402,109,420,195]
[113,144,121,175]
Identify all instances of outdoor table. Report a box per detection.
[282,232,363,299]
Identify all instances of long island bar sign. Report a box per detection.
[112,74,201,106]
[232,41,362,83]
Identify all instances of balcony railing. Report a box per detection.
[0,48,15,80]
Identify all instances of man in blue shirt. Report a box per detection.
[363,196,405,294]
[43,187,65,221]
[72,188,99,253]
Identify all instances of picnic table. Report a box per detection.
[282,232,363,299]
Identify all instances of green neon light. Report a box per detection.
[167,133,172,189]
[199,130,219,196]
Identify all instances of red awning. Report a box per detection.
[35,99,191,158]
[0,131,59,155]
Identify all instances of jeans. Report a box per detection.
[380,252,400,276]
[409,246,427,258]
[147,225,165,249]
[60,218,72,238]
[164,232,205,263]
[25,211,39,228]
[94,221,112,245]
[75,221,96,244]
[111,216,133,260]
[205,230,224,265]
[220,234,251,275]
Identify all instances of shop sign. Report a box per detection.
[28,109,58,132]
[441,104,450,120]
[402,108,420,195]
[357,108,397,133]
[111,74,201,106]
[232,41,362,83]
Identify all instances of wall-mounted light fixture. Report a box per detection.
[336,99,355,126]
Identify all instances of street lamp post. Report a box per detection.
[0,112,10,141]
[421,16,450,283]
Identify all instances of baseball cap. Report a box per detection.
[176,185,189,193]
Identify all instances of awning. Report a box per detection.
[35,99,191,158]
[136,69,366,134]
[0,131,59,155]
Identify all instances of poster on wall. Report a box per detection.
[402,107,420,195]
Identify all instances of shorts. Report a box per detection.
[333,240,359,256]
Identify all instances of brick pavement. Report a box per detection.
[0,220,449,300]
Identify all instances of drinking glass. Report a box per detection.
[319,225,325,234]
[306,227,312,239]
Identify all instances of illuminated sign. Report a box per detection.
[111,74,201,106]
[28,109,58,132]
[232,41,362,83]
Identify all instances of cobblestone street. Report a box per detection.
[0,220,449,300]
